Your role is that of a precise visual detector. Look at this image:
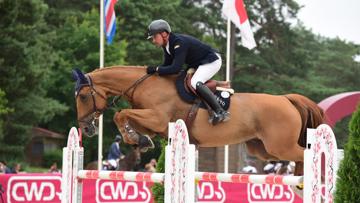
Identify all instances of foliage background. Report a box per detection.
[0,0,359,167]
[335,105,360,203]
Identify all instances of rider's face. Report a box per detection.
[151,32,168,47]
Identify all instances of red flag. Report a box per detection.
[222,0,256,49]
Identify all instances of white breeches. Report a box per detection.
[108,159,117,168]
[191,53,222,89]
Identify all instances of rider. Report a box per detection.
[146,19,230,125]
[107,135,124,170]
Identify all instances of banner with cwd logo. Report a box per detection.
[0,173,302,203]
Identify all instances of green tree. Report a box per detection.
[0,89,12,139]
[0,0,67,160]
[308,38,360,99]
[335,104,360,202]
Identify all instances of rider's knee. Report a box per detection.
[191,79,200,90]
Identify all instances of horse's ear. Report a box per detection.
[72,68,88,84]
[72,68,89,96]
[72,69,80,81]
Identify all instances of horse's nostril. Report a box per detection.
[84,127,89,133]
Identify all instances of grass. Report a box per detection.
[24,166,49,173]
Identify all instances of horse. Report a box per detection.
[73,66,324,175]
[85,145,141,171]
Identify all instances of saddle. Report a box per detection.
[175,69,234,106]
[184,68,234,96]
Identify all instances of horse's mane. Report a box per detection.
[92,65,146,73]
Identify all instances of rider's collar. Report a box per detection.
[165,42,171,55]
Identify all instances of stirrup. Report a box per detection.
[209,111,230,125]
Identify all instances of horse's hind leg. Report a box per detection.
[245,139,279,161]
[264,139,305,175]
[246,139,305,176]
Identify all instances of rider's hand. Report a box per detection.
[147,66,158,74]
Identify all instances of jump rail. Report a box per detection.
[62,119,340,203]
[76,170,303,186]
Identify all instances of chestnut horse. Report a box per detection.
[73,66,324,175]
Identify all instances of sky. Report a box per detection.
[295,0,360,44]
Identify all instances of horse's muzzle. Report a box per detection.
[79,117,98,137]
[82,125,96,137]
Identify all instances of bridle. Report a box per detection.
[76,73,152,133]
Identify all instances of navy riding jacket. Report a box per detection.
[107,142,123,160]
[157,33,219,75]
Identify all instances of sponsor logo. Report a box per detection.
[220,91,230,99]
[96,180,151,203]
[7,176,62,202]
[215,96,226,107]
[247,183,295,203]
[196,181,225,203]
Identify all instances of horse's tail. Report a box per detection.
[285,94,325,147]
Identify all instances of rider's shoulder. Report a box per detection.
[173,33,197,41]
[171,33,196,48]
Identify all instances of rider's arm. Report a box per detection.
[157,39,188,75]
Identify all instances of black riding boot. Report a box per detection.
[196,82,230,125]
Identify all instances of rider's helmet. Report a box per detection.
[147,19,171,39]
[115,135,122,142]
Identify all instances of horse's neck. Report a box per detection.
[90,66,146,96]
[90,66,185,118]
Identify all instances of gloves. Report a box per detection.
[146,66,158,74]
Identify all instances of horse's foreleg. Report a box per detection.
[113,109,169,150]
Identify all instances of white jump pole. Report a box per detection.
[62,120,340,203]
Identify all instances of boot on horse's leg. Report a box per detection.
[138,134,154,152]
[196,82,230,125]
[124,122,154,152]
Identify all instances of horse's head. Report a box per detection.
[72,68,108,137]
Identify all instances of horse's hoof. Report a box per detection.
[296,183,304,190]
[138,134,154,152]
[290,185,303,198]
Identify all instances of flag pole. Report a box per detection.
[98,0,105,171]
[224,17,231,174]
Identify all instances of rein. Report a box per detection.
[77,73,152,124]
[112,73,152,106]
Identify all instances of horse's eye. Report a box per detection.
[79,94,88,101]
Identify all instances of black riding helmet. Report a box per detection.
[147,19,171,39]
[115,135,122,142]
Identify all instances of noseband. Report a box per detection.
[76,75,108,129]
